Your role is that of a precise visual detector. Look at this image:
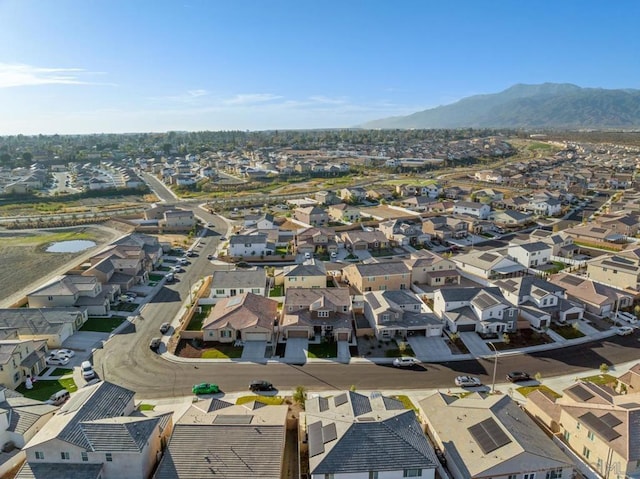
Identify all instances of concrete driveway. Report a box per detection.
[62,331,110,360]
[337,341,350,363]
[284,338,308,364]
[408,336,455,362]
[241,341,267,363]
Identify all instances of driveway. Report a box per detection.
[407,336,455,362]
[459,332,492,356]
[284,338,308,364]
[62,331,110,361]
[241,341,267,363]
[337,341,350,363]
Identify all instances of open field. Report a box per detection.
[0,226,120,306]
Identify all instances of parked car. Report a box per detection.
[185,250,195,257]
[49,349,75,359]
[192,383,220,395]
[171,266,184,273]
[81,360,96,380]
[207,254,214,260]
[616,311,638,324]
[159,322,171,334]
[454,376,482,387]
[119,295,136,303]
[177,258,188,265]
[46,356,70,366]
[249,380,274,392]
[149,337,162,351]
[330,252,337,258]
[165,273,175,282]
[616,326,634,336]
[392,357,420,368]
[506,371,531,382]
[219,236,227,241]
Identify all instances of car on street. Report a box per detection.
[159,322,171,334]
[149,337,161,351]
[392,357,420,368]
[506,371,531,382]
[219,236,227,241]
[50,349,75,359]
[171,266,184,273]
[616,311,638,324]
[454,376,482,387]
[177,258,188,266]
[192,383,220,395]
[119,295,136,303]
[616,326,634,336]
[207,254,214,260]
[46,356,70,366]
[249,380,274,392]
[165,273,175,282]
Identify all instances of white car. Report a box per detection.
[616,311,638,324]
[46,356,70,366]
[616,326,634,336]
[50,349,75,358]
[393,357,420,368]
[455,376,482,387]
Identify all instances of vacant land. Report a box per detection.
[0,225,120,306]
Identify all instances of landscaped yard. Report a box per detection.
[236,395,284,406]
[111,302,138,312]
[308,341,338,358]
[551,323,585,340]
[201,343,243,359]
[17,376,78,402]
[149,273,165,281]
[493,330,554,351]
[385,345,415,358]
[80,316,127,332]
[516,385,561,399]
[269,285,284,297]
[580,373,616,386]
[50,368,73,377]
[186,305,213,331]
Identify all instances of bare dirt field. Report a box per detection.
[0,225,122,307]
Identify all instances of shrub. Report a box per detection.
[293,386,307,408]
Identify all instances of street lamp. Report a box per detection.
[487,342,498,394]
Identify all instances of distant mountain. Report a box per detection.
[360,83,640,129]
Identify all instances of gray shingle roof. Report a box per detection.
[81,415,165,452]
[15,463,103,479]
[211,269,266,289]
[0,397,57,435]
[0,308,83,337]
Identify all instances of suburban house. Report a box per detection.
[202,293,278,343]
[400,195,434,211]
[507,241,552,268]
[282,261,327,292]
[293,206,329,227]
[490,209,532,228]
[112,233,164,269]
[594,212,640,237]
[342,261,411,293]
[420,392,573,479]
[403,249,460,287]
[82,246,150,291]
[528,229,576,257]
[525,380,640,479]
[494,276,584,329]
[243,212,276,229]
[377,219,426,246]
[453,250,525,280]
[422,216,470,241]
[209,268,267,300]
[549,273,634,317]
[304,391,438,479]
[339,186,367,203]
[474,169,503,183]
[327,203,361,223]
[280,288,352,341]
[0,308,87,348]
[527,196,562,216]
[564,224,626,246]
[453,201,491,220]
[154,398,288,479]
[227,233,272,257]
[19,381,172,479]
[294,227,338,255]
[340,230,389,251]
[586,253,640,293]
[315,190,340,205]
[27,275,118,316]
[158,209,195,232]
[0,338,48,389]
[363,290,443,339]
[433,287,519,334]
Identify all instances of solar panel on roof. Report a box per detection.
[308,421,325,457]
[227,296,242,307]
[322,423,337,443]
[212,415,253,424]
[334,393,348,407]
[579,412,621,441]
[560,275,584,286]
[468,417,512,454]
[479,253,498,262]
[601,412,622,428]
[318,397,329,412]
[567,384,594,401]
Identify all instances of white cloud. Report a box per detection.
[0,63,107,88]
[308,95,348,105]
[187,89,208,98]
[223,93,282,105]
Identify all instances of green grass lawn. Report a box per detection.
[308,342,337,358]
[516,385,562,399]
[50,368,73,377]
[111,302,139,312]
[138,403,156,411]
[186,305,212,331]
[269,285,284,297]
[580,373,616,385]
[17,376,78,401]
[550,324,585,340]
[236,395,284,405]
[201,344,243,359]
[80,316,127,332]
[385,346,416,358]
[391,395,419,415]
[149,274,165,281]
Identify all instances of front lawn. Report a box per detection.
[138,403,156,411]
[391,395,419,416]
[551,324,585,340]
[111,302,138,312]
[236,395,284,406]
[149,274,165,281]
[385,345,416,358]
[186,305,213,331]
[580,373,616,386]
[201,344,243,359]
[17,376,77,401]
[516,385,562,399]
[308,342,337,358]
[50,368,73,377]
[269,285,284,297]
[80,316,127,333]
[492,330,553,350]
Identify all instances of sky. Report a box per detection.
[0,0,639,135]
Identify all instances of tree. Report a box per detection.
[600,363,609,374]
[293,386,307,408]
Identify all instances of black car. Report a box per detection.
[249,380,274,392]
[149,337,161,351]
[506,371,531,382]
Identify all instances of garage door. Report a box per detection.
[245,332,268,341]
[288,330,308,339]
[565,313,580,321]
[457,324,476,332]
[337,332,349,341]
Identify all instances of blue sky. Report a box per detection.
[0,0,638,134]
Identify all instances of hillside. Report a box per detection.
[360,83,640,129]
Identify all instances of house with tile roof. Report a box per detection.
[549,273,634,316]
[433,287,518,334]
[227,233,273,257]
[403,249,460,287]
[420,392,573,479]
[327,203,361,223]
[0,338,48,389]
[294,226,339,255]
[453,201,491,220]
[0,308,87,348]
[452,250,525,280]
[18,381,172,479]
[525,380,640,479]
[293,205,329,227]
[154,398,287,479]
[280,288,352,341]
[202,292,278,343]
[340,229,389,251]
[422,216,470,241]
[363,290,443,339]
[342,261,411,294]
[0,386,57,451]
[304,391,438,479]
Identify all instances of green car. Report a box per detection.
[192,383,220,395]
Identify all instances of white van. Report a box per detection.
[81,361,96,380]
[616,311,638,324]
[47,389,70,406]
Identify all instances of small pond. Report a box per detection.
[46,240,96,253]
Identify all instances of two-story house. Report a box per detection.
[422,216,470,241]
[27,276,117,316]
[209,269,267,300]
[403,249,460,287]
[340,230,389,252]
[377,219,426,246]
[339,187,367,203]
[282,261,327,293]
[586,253,640,293]
[453,201,491,220]
[507,241,552,268]
[293,206,329,227]
[294,226,338,255]
[342,261,411,293]
[327,203,361,223]
[0,338,48,389]
[452,250,525,280]
[227,233,272,257]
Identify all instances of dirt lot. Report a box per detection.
[0,225,121,307]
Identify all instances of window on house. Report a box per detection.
[252,289,260,294]
[106,453,113,462]
[35,451,44,460]
[523,474,536,479]
[369,472,379,479]
[216,289,225,295]
[47,295,53,301]
[382,314,390,322]
[81,452,88,462]
[324,474,334,479]
[368,277,375,282]
[563,431,571,441]
[546,469,562,479]
[403,470,422,478]
[400,284,406,290]
[343,306,348,312]
[596,458,603,470]
[61,452,70,460]
[576,421,581,430]
[583,446,590,459]
[13,372,19,382]
[220,330,232,338]
[318,311,329,318]
[587,430,595,441]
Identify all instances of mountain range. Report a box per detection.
[360,83,640,129]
